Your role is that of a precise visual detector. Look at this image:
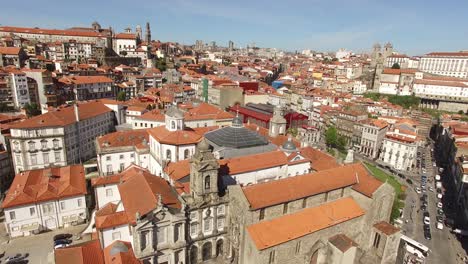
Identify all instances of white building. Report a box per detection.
[5,68,30,108]
[413,74,468,100]
[96,129,150,175]
[113,33,137,56]
[359,119,389,159]
[379,127,421,171]
[9,101,115,173]
[419,52,468,78]
[1,165,87,237]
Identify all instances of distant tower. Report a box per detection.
[383,42,393,59]
[135,25,142,42]
[145,22,151,44]
[269,106,287,137]
[92,21,101,32]
[124,27,132,33]
[371,43,381,67]
[228,40,234,51]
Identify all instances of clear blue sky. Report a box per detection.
[2,0,467,55]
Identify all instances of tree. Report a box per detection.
[391,63,401,69]
[336,135,347,152]
[324,126,338,147]
[287,128,298,137]
[116,91,127,101]
[24,103,41,117]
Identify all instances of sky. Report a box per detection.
[1,0,467,55]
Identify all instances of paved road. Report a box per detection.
[0,223,90,264]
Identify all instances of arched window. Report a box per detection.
[184,149,190,159]
[166,149,171,160]
[204,176,210,190]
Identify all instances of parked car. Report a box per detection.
[437,202,443,208]
[435,174,441,181]
[436,216,444,223]
[415,187,421,194]
[436,222,444,230]
[424,229,432,240]
[5,254,26,263]
[54,239,72,249]
[428,186,434,192]
[53,233,72,241]
[424,216,431,225]
[437,209,444,215]
[421,205,427,212]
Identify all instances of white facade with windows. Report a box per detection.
[419,53,468,78]
[379,130,420,171]
[3,195,87,238]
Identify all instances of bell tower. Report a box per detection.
[269,106,287,137]
[190,139,220,199]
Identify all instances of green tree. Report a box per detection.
[287,128,298,137]
[155,57,167,72]
[391,63,401,69]
[116,91,127,101]
[0,102,12,112]
[337,135,347,152]
[324,126,338,147]
[24,103,41,117]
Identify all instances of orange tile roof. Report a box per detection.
[247,197,365,250]
[426,52,468,57]
[91,165,147,187]
[299,147,340,171]
[95,207,129,230]
[373,221,400,236]
[2,165,87,208]
[0,47,21,55]
[118,168,181,224]
[59,75,113,85]
[115,33,136,40]
[0,26,107,37]
[147,126,202,145]
[103,240,141,264]
[165,159,191,181]
[9,101,112,129]
[242,163,373,210]
[184,102,234,121]
[55,239,104,264]
[97,129,149,150]
[328,234,358,252]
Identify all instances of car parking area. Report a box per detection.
[0,223,89,264]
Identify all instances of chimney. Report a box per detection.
[74,103,79,122]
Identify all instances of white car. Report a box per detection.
[436,222,444,230]
[437,193,443,199]
[435,174,441,181]
[415,187,421,194]
[437,202,443,208]
[54,243,69,250]
[424,216,431,225]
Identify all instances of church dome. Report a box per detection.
[281,139,297,151]
[232,115,243,128]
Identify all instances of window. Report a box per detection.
[204,176,210,190]
[140,231,149,250]
[130,153,135,158]
[107,164,112,173]
[43,152,49,164]
[174,223,181,242]
[112,231,121,240]
[60,202,66,210]
[259,209,265,220]
[120,163,125,172]
[283,202,288,214]
[28,141,35,151]
[78,199,83,207]
[217,217,224,229]
[30,154,37,165]
[217,205,225,215]
[269,250,275,263]
[30,207,35,216]
[302,198,307,208]
[15,154,21,165]
[190,222,198,236]
[184,149,190,159]
[171,121,175,130]
[373,233,381,248]
[204,218,212,232]
[324,191,329,202]
[106,156,111,161]
[341,188,345,197]
[157,226,167,244]
[166,149,171,160]
[295,241,301,254]
[41,140,47,149]
[54,152,61,162]
[9,211,16,220]
[42,203,54,215]
[106,188,113,197]
[119,154,124,160]
[53,139,59,148]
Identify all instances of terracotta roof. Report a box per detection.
[0,47,21,55]
[0,26,106,37]
[103,240,141,264]
[147,126,202,145]
[10,101,112,129]
[118,167,181,224]
[242,163,372,210]
[2,165,87,209]
[299,147,340,171]
[414,79,468,88]
[184,102,234,121]
[55,240,104,264]
[425,52,468,57]
[165,159,190,181]
[115,33,136,40]
[374,221,400,236]
[328,234,358,252]
[95,203,129,230]
[59,75,113,85]
[97,130,149,151]
[91,164,146,187]
[247,197,365,250]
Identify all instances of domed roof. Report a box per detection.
[232,115,243,128]
[282,138,297,151]
[197,139,210,151]
[165,106,184,118]
[205,126,268,149]
[110,241,129,256]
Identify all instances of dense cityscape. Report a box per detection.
[0,10,467,264]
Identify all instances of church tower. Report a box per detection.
[269,106,287,137]
[136,25,142,44]
[145,22,151,44]
[164,106,184,131]
[190,139,220,199]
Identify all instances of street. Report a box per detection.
[400,142,467,263]
[0,223,90,264]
